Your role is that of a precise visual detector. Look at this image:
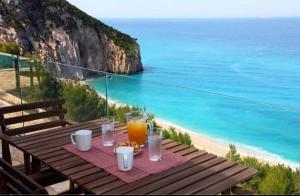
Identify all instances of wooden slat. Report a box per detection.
[85,175,118,190]
[167,144,190,153]
[62,164,95,176]
[38,149,67,160]
[196,168,257,195]
[176,147,199,156]
[0,99,65,114]
[147,160,237,195]
[93,180,126,195]
[55,159,87,171]
[50,156,82,168]
[76,171,109,185]
[4,109,66,125]
[172,164,247,194]
[69,167,101,180]
[43,153,75,164]
[7,120,66,136]
[163,141,182,149]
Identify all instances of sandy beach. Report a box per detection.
[93,88,299,170]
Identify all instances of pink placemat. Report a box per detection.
[63,132,188,183]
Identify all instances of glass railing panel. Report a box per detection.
[90,72,300,169]
[1,53,299,169]
[0,53,22,105]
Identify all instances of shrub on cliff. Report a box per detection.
[226,144,300,194]
[62,81,106,122]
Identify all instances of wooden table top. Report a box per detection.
[6,119,256,195]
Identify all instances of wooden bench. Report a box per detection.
[0,99,70,187]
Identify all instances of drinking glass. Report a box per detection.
[101,116,115,146]
[148,128,163,162]
[125,112,153,146]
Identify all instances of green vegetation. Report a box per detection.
[47,0,137,57]
[0,41,21,55]
[162,127,192,146]
[226,144,300,195]
[62,81,106,122]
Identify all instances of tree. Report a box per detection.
[37,71,62,100]
[62,81,106,122]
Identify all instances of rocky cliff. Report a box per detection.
[0,0,143,74]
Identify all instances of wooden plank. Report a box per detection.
[172,164,247,194]
[76,171,109,185]
[196,168,257,195]
[4,109,66,125]
[62,164,95,176]
[7,120,66,136]
[163,141,182,149]
[176,147,199,156]
[84,175,118,190]
[127,157,227,195]
[55,159,87,171]
[38,149,67,160]
[69,167,101,180]
[33,146,62,157]
[147,160,237,195]
[0,99,65,114]
[161,139,174,145]
[104,152,215,195]
[43,153,75,164]
[50,156,82,167]
[167,144,190,153]
[93,180,126,195]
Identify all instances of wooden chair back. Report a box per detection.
[0,99,67,166]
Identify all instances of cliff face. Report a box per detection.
[0,0,143,74]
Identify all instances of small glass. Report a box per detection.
[148,128,163,162]
[101,116,115,146]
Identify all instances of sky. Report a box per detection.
[67,0,300,18]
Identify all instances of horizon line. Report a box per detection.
[99,16,300,20]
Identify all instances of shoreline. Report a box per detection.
[88,82,299,170]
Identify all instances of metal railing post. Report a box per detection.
[105,73,109,116]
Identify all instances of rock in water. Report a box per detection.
[0,0,143,75]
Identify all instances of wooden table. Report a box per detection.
[3,119,256,195]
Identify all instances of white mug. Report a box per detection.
[116,147,134,171]
[71,130,92,151]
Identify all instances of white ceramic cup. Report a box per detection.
[116,146,134,171]
[71,130,92,151]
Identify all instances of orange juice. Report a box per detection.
[127,122,147,145]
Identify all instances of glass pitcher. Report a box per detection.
[125,112,153,146]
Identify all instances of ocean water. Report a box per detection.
[89,18,300,165]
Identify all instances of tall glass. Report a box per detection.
[125,112,153,146]
[148,128,163,162]
[101,116,115,146]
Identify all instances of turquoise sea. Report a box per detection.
[89,18,300,165]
